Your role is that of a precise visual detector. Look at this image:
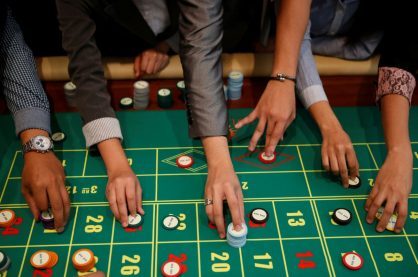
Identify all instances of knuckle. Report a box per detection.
[370,202,380,210]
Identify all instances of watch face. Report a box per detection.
[33,136,51,151]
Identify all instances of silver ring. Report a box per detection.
[205,198,213,206]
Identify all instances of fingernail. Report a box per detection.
[395,228,401,234]
[235,224,242,231]
[365,207,369,212]
[366,218,373,224]
[122,222,128,228]
[56,226,65,233]
[220,233,225,239]
[377,227,384,232]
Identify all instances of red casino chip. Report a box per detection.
[258,151,276,164]
[342,252,364,270]
[176,155,194,168]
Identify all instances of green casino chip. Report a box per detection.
[127,213,144,228]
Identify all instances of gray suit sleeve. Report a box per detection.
[56,0,122,147]
[177,0,228,138]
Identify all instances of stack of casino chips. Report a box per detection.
[226,223,247,248]
[157,88,173,109]
[30,250,59,270]
[227,71,244,100]
[64,81,77,108]
[40,209,55,230]
[72,249,96,272]
[0,209,16,228]
[0,251,11,273]
[133,80,150,110]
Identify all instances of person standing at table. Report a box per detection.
[56,0,252,237]
[0,4,69,232]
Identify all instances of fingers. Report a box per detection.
[22,187,40,221]
[366,188,382,224]
[46,183,65,232]
[205,195,215,225]
[225,186,243,230]
[248,116,266,151]
[33,186,49,214]
[134,55,142,78]
[265,122,285,156]
[321,146,330,172]
[125,182,137,217]
[106,188,120,222]
[329,149,340,176]
[346,146,359,178]
[376,200,396,232]
[140,53,150,74]
[213,193,226,238]
[136,182,144,215]
[235,111,257,129]
[336,149,349,188]
[394,200,408,233]
[365,186,378,212]
[116,188,129,228]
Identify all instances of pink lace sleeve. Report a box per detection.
[376,67,416,105]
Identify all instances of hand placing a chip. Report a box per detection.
[308,101,359,187]
[235,81,296,156]
[202,136,245,239]
[365,151,412,233]
[134,41,170,78]
[20,129,70,233]
[97,139,144,228]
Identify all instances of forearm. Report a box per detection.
[380,95,412,155]
[0,8,51,135]
[97,138,130,174]
[202,136,232,167]
[272,0,311,76]
[308,101,342,134]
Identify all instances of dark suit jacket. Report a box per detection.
[57,0,228,138]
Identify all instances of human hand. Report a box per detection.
[98,139,144,227]
[22,152,70,232]
[321,127,359,187]
[134,42,170,77]
[365,150,412,233]
[235,81,296,156]
[105,166,143,228]
[202,136,245,238]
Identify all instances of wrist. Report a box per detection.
[201,136,233,167]
[387,144,412,157]
[20,129,49,144]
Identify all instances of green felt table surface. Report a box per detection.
[0,107,417,277]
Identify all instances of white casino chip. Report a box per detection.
[162,215,180,229]
[162,261,181,276]
[251,208,268,222]
[260,152,275,161]
[31,251,51,267]
[128,213,143,226]
[134,80,149,90]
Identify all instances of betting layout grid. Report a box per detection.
[0,111,417,276]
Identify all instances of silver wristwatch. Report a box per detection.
[22,135,54,154]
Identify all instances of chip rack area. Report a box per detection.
[0,107,417,277]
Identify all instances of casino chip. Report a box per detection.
[119,97,134,109]
[157,88,173,109]
[0,209,16,228]
[40,209,55,230]
[127,213,144,228]
[348,176,361,189]
[250,208,269,224]
[258,151,276,164]
[161,260,182,277]
[342,252,364,270]
[226,222,248,248]
[332,208,352,225]
[162,215,180,230]
[72,249,96,272]
[0,251,11,273]
[375,207,398,232]
[176,155,194,169]
[51,132,66,143]
[30,250,58,269]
